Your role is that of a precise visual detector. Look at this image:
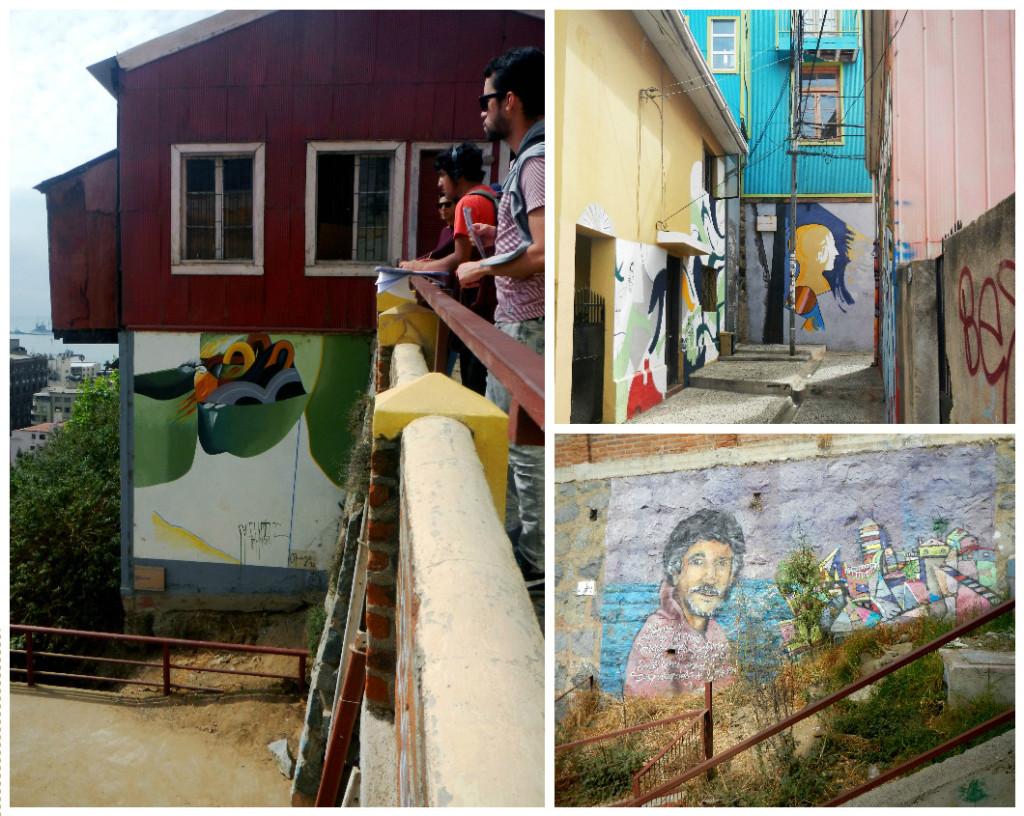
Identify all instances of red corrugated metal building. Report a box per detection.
[39,9,544,340]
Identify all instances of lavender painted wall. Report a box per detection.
[599,442,1012,695]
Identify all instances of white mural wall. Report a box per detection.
[132,331,369,571]
[611,161,726,422]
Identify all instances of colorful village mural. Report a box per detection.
[133,331,371,569]
[597,443,1012,696]
[746,201,874,351]
[611,161,726,422]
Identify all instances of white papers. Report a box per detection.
[374,266,449,295]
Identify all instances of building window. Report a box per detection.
[802,10,839,36]
[799,65,841,141]
[305,141,406,276]
[702,147,715,196]
[171,143,265,275]
[709,18,738,72]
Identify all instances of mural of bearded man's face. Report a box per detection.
[675,538,734,626]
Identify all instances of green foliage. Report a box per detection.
[306,603,328,654]
[556,738,649,806]
[775,532,830,651]
[10,370,124,639]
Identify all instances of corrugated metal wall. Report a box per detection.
[890,9,1015,262]
[116,10,543,332]
[742,10,872,197]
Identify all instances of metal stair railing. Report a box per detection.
[623,598,1014,807]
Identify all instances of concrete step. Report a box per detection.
[838,729,1014,807]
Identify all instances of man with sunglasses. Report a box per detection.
[422,194,456,260]
[400,143,498,394]
[456,46,545,628]
[399,142,497,276]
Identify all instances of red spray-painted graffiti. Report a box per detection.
[958,260,1015,422]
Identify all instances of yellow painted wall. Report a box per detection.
[555,10,726,423]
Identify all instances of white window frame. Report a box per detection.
[170,142,265,275]
[304,140,406,277]
[802,10,839,36]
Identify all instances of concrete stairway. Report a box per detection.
[839,729,1014,807]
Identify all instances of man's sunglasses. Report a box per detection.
[478,91,505,111]
[438,201,454,209]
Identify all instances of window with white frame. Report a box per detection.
[802,10,839,36]
[171,143,265,275]
[709,18,737,72]
[305,141,405,276]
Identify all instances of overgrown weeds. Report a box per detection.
[558,605,1014,807]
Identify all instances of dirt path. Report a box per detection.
[11,684,302,806]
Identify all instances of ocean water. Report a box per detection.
[9,329,119,365]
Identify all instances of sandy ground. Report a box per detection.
[11,684,304,807]
[10,614,309,807]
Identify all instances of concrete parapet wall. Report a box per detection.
[397,416,544,806]
[391,343,429,387]
[894,259,940,423]
[940,193,1015,423]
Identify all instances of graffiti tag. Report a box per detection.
[238,519,284,561]
[957,260,1015,422]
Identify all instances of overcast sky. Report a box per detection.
[8,10,218,325]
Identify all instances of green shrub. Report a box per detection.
[10,371,123,644]
[306,603,328,654]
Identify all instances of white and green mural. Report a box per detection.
[132,331,371,570]
[611,161,725,421]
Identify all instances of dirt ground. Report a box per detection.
[10,612,311,807]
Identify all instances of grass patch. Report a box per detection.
[305,603,327,654]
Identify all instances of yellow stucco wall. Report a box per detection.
[555,10,726,423]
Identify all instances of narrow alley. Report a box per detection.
[624,345,884,424]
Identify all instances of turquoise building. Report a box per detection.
[686,10,876,351]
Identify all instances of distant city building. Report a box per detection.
[10,339,48,431]
[32,387,79,424]
[10,421,62,466]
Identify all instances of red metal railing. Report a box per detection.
[556,682,713,806]
[411,276,543,446]
[10,624,308,696]
[624,599,1014,807]
[554,674,594,704]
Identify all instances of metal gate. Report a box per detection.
[570,287,605,423]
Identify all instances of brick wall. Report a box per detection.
[365,338,400,721]
[554,433,793,468]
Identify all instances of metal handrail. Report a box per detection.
[555,674,594,704]
[624,599,1014,806]
[10,623,308,696]
[411,276,543,446]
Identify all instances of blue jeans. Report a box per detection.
[486,317,544,580]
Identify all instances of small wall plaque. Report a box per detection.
[135,566,165,591]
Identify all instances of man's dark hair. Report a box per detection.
[433,142,485,183]
[484,46,544,119]
[663,508,746,583]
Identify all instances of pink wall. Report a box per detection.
[891,10,1014,262]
